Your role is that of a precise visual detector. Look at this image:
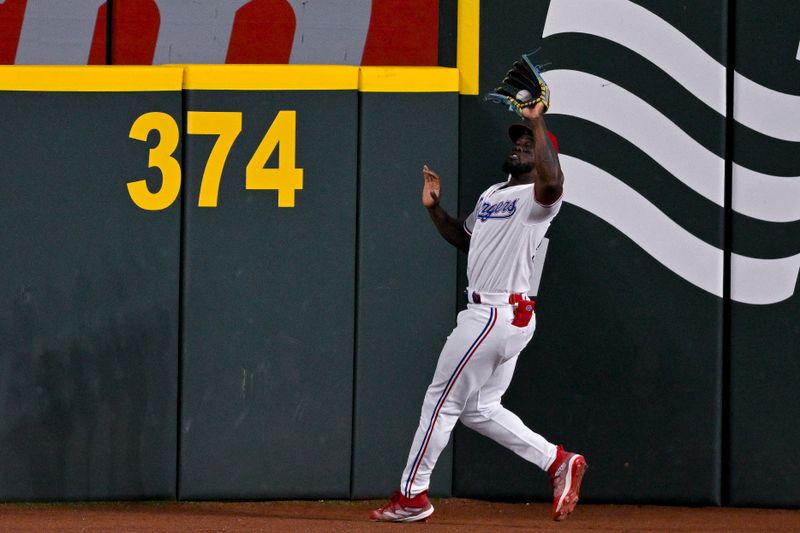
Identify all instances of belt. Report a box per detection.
[465,290,533,306]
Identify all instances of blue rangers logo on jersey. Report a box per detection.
[477,198,519,221]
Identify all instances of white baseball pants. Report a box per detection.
[400,303,558,498]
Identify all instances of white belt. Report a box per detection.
[466,290,531,305]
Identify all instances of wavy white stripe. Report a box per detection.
[561,155,800,305]
[731,250,800,305]
[732,167,800,223]
[547,69,800,223]
[734,70,800,144]
[543,0,800,142]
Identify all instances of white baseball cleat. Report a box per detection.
[369,490,434,522]
[548,445,587,521]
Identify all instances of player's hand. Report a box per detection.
[422,165,441,208]
[521,101,546,121]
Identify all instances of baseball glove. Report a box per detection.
[484,51,550,117]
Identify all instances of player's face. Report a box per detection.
[501,134,535,176]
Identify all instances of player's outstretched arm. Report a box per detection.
[522,103,564,205]
[422,165,470,253]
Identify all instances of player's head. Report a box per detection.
[502,124,559,176]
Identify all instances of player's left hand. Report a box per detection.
[484,51,550,118]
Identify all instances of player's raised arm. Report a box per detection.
[422,165,470,253]
[522,103,564,206]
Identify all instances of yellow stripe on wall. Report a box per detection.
[183,65,359,90]
[457,0,480,95]
[0,66,183,92]
[359,67,459,93]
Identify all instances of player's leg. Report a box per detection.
[398,305,506,498]
[459,325,587,521]
[459,352,557,470]
[371,305,506,522]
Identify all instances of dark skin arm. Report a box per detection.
[522,103,564,205]
[422,165,471,253]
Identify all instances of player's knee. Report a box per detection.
[461,402,501,426]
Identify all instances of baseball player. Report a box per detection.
[370,101,586,522]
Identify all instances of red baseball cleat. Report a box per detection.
[369,490,434,522]
[548,445,587,521]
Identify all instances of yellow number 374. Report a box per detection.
[127,110,303,210]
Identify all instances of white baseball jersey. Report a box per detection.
[463,181,562,294]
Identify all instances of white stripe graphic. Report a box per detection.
[731,250,800,306]
[287,0,372,65]
[732,167,800,224]
[560,155,800,305]
[544,0,800,143]
[15,0,104,64]
[152,0,248,64]
[547,69,800,223]
[734,68,800,145]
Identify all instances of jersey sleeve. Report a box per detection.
[463,203,478,236]
[526,190,564,224]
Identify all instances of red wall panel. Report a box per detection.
[112,0,159,64]
[226,0,295,64]
[4,1,439,66]
[87,2,106,65]
[361,0,439,66]
[0,0,26,64]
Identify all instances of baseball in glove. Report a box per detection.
[484,51,550,117]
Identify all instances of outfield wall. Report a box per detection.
[0,64,461,502]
